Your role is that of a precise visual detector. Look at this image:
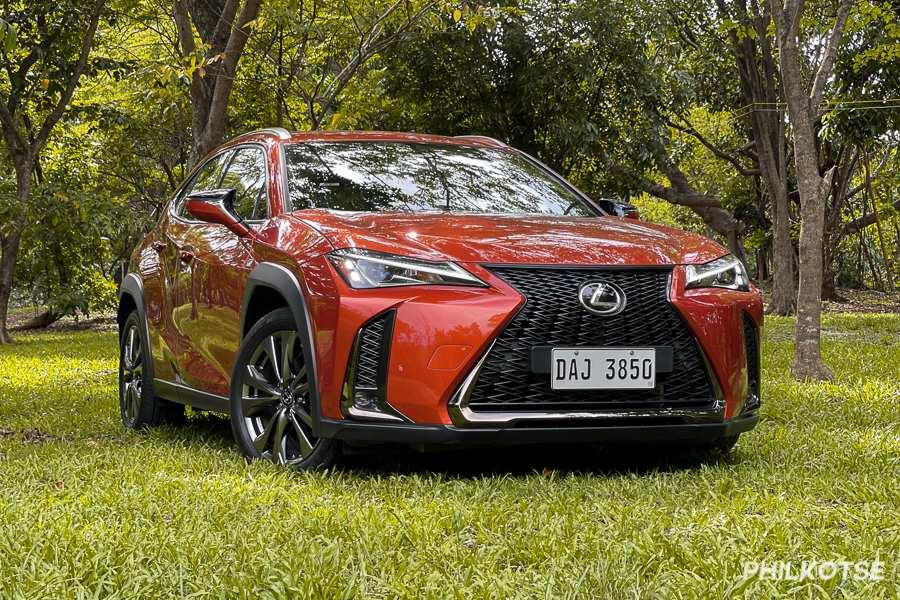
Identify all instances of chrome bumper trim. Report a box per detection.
[447,341,726,428]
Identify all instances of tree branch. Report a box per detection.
[665,115,761,177]
[33,0,106,152]
[810,0,853,107]
[842,199,900,235]
[203,0,262,146]
[173,0,196,57]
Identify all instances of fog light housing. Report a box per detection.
[341,310,408,422]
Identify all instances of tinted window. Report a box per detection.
[284,142,594,216]
[174,152,229,219]
[220,146,268,220]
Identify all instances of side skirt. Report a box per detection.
[154,379,230,413]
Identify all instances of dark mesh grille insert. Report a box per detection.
[743,312,760,399]
[468,266,715,411]
[356,314,389,388]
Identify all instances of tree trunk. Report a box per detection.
[821,244,838,300]
[792,151,833,379]
[16,309,62,330]
[768,186,796,314]
[0,229,22,344]
[772,0,851,380]
[721,0,797,314]
[756,246,769,281]
[175,0,263,168]
[0,171,30,344]
[732,0,797,315]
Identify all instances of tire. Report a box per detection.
[711,434,740,454]
[119,310,185,428]
[229,307,337,470]
[692,434,740,456]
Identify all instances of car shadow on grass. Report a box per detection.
[154,412,740,477]
[339,442,741,478]
[150,411,236,451]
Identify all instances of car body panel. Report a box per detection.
[291,210,727,266]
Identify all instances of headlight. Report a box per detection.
[685,254,749,291]
[327,248,486,289]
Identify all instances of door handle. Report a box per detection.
[151,240,167,253]
[179,250,195,264]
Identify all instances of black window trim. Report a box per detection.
[170,142,270,225]
[278,140,606,217]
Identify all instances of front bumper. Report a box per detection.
[318,412,759,445]
[307,258,764,426]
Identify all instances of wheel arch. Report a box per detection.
[240,262,322,431]
[118,272,155,384]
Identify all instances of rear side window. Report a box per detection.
[220,146,268,220]
[173,152,230,219]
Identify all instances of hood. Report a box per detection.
[289,210,726,266]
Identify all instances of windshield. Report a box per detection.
[284,142,596,217]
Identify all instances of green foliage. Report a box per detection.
[3,0,898,317]
[0,1,106,120]
[0,314,897,597]
[0,17,16,53]
[359,0,658,197]
[827,1,900,144]
[11,122,130,317]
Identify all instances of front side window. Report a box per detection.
[220,146,268,220]
[174,151,230,219]
[284,142,595,217]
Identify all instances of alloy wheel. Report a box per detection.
[241,330,318,465]
[121,324,143,426]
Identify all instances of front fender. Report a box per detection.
[240,262,322,433]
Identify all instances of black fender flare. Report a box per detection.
[118,273,155,384]
[239,262,322,432]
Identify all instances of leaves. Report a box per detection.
[0,18,17,53]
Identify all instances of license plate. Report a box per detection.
[551,347,656,390]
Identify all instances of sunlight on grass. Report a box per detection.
[0,315,898,598]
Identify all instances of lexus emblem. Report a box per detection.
[578,281,627,315]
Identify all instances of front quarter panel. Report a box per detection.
[671,267,763,419]
[298,258,522,424]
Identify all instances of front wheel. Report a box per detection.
[229,308,337,470]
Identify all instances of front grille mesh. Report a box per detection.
[467,267,715,411]
[356,314,389,388]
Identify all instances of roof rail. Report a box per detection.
[453,134,508,147]
[253,127,292,140]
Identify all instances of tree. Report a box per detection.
[173,0,263,167]
[0,0,106,343]
[714,0,796,314]
[771,0,853,380]
[257,0,440,130]
[368,1,748,256]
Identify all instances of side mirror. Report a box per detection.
[596,199,640,220]
[618,203,640,220]
[185,189,256,238]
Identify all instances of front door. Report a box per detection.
[171,145,269,396]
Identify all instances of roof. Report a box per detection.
[228,128,510,150]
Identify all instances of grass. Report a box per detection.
[0,315,898,599]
